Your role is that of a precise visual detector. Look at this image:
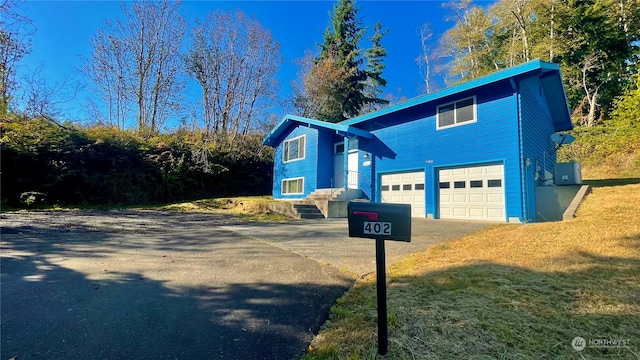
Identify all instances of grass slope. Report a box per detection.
[305,181,640,359]
[151,196,293,222]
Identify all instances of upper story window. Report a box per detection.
[437,96,477,129]
[283,135,306,162]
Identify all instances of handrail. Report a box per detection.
[330,170,372,200]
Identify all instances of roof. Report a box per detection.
[341,59,572,131]
[262,115,372,146]
[263,59,572,146]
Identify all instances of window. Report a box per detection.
[392,185,400,191]
[437,96,476,129]
[282,178,304,195]
[415,183,425,190]
[488,179,502,188]
[283,135,305,162]
[381,185,390,191]
[334,142,345,154]
[470,180,483,188]
[439,182,450,189]
[454,181,466,189]
[403,184,412,190]
[348,139,359,151]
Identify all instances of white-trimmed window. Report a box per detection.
[283,135,306,162]
[437,96,477,129]
[282,177,304,195]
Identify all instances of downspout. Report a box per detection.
[511,78,529,223]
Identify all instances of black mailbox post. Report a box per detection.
[347,201,412,355]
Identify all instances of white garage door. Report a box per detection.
[439,164,505,221]
[380,171,425,217]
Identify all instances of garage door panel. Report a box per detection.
[469,208,485,217]
[439,164,505,221]
[486,165,502,174]
[453,208,467,216]
[381,171,425,217]
[453,194,467,203]
[487,208,504,218]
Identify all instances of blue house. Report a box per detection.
[263,59,573,223]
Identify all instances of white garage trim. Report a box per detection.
[380,171,425,217]
[438,164,505,221]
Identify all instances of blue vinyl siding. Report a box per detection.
[520,77,558,222]
[265,61,569,223]
[273,126,318,199]
[362,81,522,220]
[316,130,340,189]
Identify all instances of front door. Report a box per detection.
[347,150,358,189]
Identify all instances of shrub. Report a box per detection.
[0,115,274,208]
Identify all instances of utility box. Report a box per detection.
[554,162,582,185]
[347,202,411,242]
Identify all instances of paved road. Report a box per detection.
[0,211,493,359]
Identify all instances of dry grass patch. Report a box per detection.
[153,196,293,222]
[305,183,640,359]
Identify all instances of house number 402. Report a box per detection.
[363,222,392,236]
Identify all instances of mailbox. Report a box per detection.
[347,202,411,242]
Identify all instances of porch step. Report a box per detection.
[304,188,345,202]
[293,204,325,219]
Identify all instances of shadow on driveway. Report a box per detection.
[1,222,353,360]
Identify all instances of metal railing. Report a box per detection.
[330,171,371,200]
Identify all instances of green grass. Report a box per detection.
[304,183,640,359]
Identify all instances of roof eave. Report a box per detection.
[262,115,372,147]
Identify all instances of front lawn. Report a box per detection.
[305,180,640,359]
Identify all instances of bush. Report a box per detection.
[558,123,640,178]
[0,115,274,208]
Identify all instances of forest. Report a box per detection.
[1,0,638,208]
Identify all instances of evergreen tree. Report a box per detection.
[363,21,390,112]
[309,0,388,123]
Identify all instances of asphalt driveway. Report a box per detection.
[0,211,493,359]
[222,218,494,276]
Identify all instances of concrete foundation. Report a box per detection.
[535,185,590,222]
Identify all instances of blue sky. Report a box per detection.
[17,0,491,127]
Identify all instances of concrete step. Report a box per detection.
[293,204,322,212]
[293,204,325,219]
[299,213,326,219]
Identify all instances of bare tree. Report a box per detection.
[574,53,606,127]
[416,22,435,94]
[184,9,281,150]
[440,0,493,81]
[0,0,35,114]
[85,0,185,133]
[19,64,81,118]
